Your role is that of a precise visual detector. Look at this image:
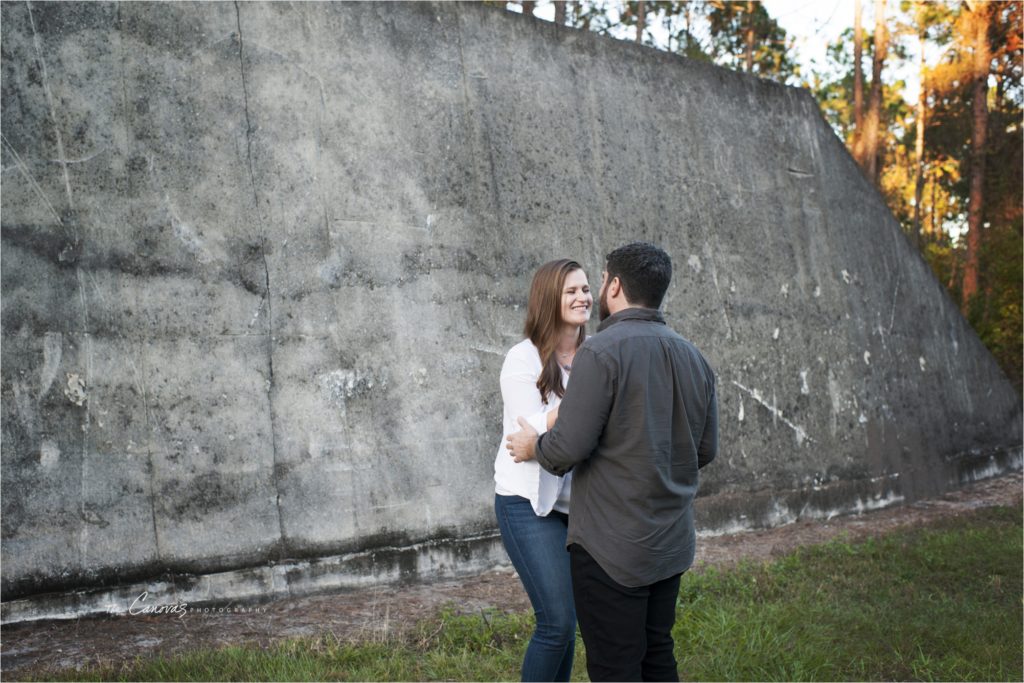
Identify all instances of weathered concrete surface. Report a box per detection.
[1,2,1020,619]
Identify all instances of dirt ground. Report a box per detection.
[2,472,1021,678]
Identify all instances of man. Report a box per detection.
[506,241,718,682]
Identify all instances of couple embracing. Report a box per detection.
[493,241,719,682]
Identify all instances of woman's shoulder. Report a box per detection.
[506,338,539,356]
[503,338,542,368]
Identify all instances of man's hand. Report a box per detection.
[506,417,539,463]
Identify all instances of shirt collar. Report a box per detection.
[597,307,666,332]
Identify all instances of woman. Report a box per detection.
[494,258,592,682]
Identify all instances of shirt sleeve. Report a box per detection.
[500,349,551,435]
[698,373,718,469]
[534,346,615,476]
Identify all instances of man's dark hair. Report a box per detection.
[605,241,673,309]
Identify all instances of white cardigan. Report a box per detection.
[493,338,572,515]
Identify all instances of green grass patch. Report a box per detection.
[676,505,1023,681]
[31,505,1022,682]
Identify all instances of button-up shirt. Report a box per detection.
[534,307,717,587]
[493,338,572,515]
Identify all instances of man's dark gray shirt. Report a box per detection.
[534,307,717,588]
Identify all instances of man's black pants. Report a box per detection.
[569,544,682,682]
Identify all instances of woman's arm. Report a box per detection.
[545,406,559,431]
[500,351,551,435]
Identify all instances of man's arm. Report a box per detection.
[502,405,557,458]
[697,376,718,469]
[533,346,615,476]
[506,417,539,462]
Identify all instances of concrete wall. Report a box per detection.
[2,1,1020,619]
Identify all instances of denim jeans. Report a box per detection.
[495,494,576,682]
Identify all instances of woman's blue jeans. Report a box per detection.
[495,494,576,682]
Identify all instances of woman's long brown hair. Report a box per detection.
[523,259,587,405]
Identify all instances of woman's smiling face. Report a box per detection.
[561,269,593,326]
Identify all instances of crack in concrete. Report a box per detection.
[235,5,259,216]
[28,0,102,577]
[26,0,73,214]
[133,339,166,575]
[0,134,63,225]
[234,0,288,566]
[114,3,166,573]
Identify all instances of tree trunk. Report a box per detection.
[853,0,865,163]
[912,93,926,245]
[948,245,959,290]
[744,1,755,72]
[636,0,646,43]
[684,1,692,52]
[522,1,535,17]
[912,7,927,248]
[554,1,567,25]
[962,1,991,308]
[930,175,937,239]
[863,0,887,184]
[573,1,583,28]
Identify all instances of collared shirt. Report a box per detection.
[494,338,572,515]
[534,307,717,587]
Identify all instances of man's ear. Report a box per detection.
[608,276,622,299]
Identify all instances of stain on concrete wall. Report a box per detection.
[2,2,1020,618]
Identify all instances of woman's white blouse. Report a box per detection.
[493,338,572,515]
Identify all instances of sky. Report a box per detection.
[763,0,923,98]
[761,0,855,75]
[525,0,858,69]
[526,0,922,98]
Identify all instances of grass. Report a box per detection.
[30,504,1022,682]
[675,505,1023,681]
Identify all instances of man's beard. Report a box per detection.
[598,283,611,321]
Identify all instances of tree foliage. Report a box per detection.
[501,1,1021,389]
[704,0,798,81]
